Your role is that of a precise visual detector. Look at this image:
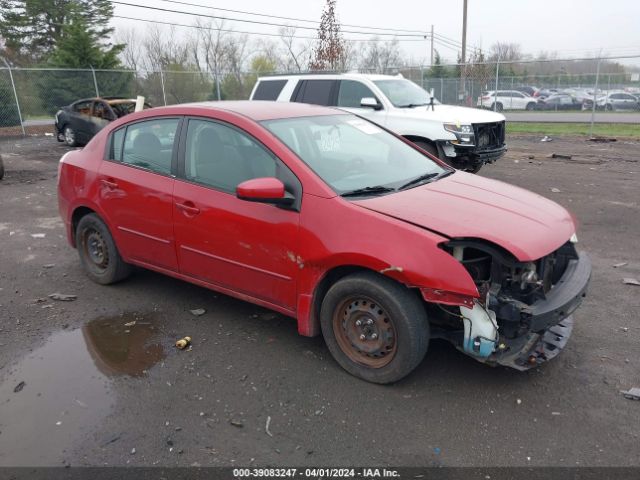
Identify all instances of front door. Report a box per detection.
[97,117,181,271]
[173,118,301,310]
[336,80,387,125]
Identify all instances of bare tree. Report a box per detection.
[309,0,346,71]
[359,38,403,73]
[279,26,311,72]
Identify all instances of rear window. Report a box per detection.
[292,80,337,106]
[253,80,287,100]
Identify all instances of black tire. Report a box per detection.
[76,213,131,285]
[0,154,4,180]
[493,102,504,112]
[413,140,439,159]
[320,271,429,384]
[63,125,78,147]
[525,102,536,111]
[605,104,613,111]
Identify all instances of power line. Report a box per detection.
[153,0,428,35]
[112,15,429,42]
[111,1,427,38]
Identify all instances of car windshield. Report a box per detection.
[261,114,446,196]
[373,79,440,108]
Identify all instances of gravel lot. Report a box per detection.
[0,134,639,467]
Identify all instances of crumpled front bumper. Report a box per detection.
[489,251,592,370]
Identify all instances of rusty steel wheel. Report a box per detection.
[76,213,131,285]
[332,296,397,368]
[320,271,429,384]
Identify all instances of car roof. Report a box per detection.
[154,100,347,121]
[257,72,403,82]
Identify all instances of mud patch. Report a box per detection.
[0,313,164,466]
[0,169,50,185]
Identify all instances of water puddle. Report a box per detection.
[0,313,165,466]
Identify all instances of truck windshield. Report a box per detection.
[261,114,446,196]
[373,79,441,108]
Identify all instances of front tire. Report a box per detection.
[63,125,78,147]
[526,102,536,111]
[320,272,429,384]
[76,213,131,285]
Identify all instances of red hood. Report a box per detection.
[353,172,576,261]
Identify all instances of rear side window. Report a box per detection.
[253,80,287,100]
[292,80,337,106]
[121,118,180,175]
[73,100,92,114]
[110,128,125,161]
[337,80,378,108]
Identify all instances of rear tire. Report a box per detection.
[526,102,536,111]
[76,213,131,285]
[320,271,429,384]
[493,102,504,112]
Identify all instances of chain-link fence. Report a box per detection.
[1,54,639,136]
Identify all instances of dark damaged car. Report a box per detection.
[55,97,151,147]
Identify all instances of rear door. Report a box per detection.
[89,100,112,138]
[97,117,182,271]
[173,117,301,309]
[291,79,339,106]
[69,100,94,143]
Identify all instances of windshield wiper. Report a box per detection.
[397,103,429,108]
[341,185,396,197]
[399,172,441,190]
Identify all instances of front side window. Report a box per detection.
[73,100,92,115]
[184,119,277,193]
[121,118,179,175]
[337,80,378,108]
[262,114,446,195]
[373,79,440,108]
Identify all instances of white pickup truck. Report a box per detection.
[250,73,507,173]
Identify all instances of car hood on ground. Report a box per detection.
[393,104,505,124]
[352,172,575,261]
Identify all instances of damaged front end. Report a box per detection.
[427,238,591,370]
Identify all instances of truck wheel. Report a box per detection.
[320,271,429,384]
[76,213,131,285]
[63,125,77,147]
[0,154,4,180]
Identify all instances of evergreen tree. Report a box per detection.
[0,0,115,64]
[309,0,346,71]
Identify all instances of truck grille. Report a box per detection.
[473,121,505,150]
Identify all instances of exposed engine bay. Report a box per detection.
[429,238,591,369]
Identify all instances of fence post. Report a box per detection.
[90,65,99,97]
[1,58,25,136]
[493,59,500,111]
[214,66,222,101]
[159,70,167,106]
[589,57,601,138]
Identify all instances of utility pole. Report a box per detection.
[430,25,434,66]
[460,0,468,102]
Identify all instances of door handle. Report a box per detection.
[176,201,200,216]
[100,178,118,189]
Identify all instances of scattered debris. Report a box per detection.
[175,336,192,349]
[190,308,206,316]
[621,388,640,401]
[44,132,54,137]
[613,262,628,268]
[516,398,522,405]
[551,412,562,416]
[265,416,273,437]
[621,327,629,332]
[124,321,136,327]
[42,264,56,269]
[56,421,62,426]
[528,155,535,160]
[30,233,46,238]
[548,153,572,160]
[540,136,552,142]
[230,419,244,428]
[130,448,136,455]
[48,293,77,302]
[550,188,561,193]
[14,381,26,393]
[74,399,88,408]
[589,137,617,143]
[622,278,640,287]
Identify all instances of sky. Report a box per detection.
[111,0,640,66]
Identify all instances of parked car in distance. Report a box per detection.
[514,86,539,97]
[58,100,591,383]
[533,88,560,99]
[535,93,583,110]
[250,73,506,173]
[582,91,640,111]
[55,97,151,147]
[477,90,538,111]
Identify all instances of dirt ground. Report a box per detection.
[0,133,639,468]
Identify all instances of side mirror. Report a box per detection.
[236,177,294,206]
[360,97,382,110]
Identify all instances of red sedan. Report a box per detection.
[58,101,591,383]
